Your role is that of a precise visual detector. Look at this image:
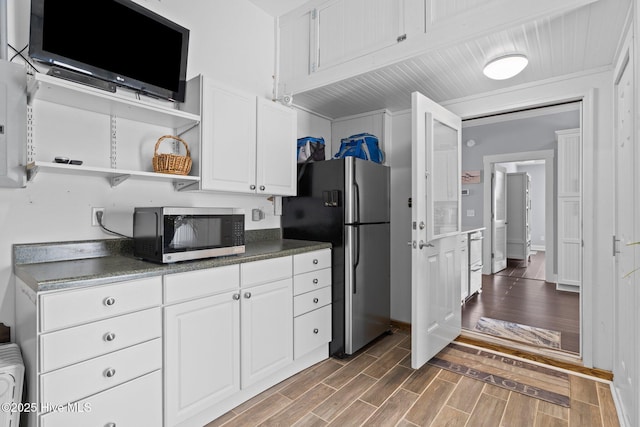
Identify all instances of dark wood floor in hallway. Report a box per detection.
[462,252,580,354]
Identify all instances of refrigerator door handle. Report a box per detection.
[354,182,361,224]
[353,225,360,293]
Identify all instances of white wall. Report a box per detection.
[295,108,331,157]
[389,111,412,324]
[1,1,279,334]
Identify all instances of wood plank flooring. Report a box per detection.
[462,252,580,354]
[205,329,619,427]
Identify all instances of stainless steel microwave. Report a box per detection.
[133,207,245,263]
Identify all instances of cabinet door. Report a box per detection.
[256,98,297,196]
[279,8,314,85]
[164,292,240,426]
[241,278,293,388]
[315,0,401,71]
[201,78,256,193]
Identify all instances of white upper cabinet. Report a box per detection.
[279,0,425,88]
[315,0,404,71]
[185,76,297,196]
[200,78,257,193]
[256,98,298,196]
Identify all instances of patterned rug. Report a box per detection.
[474,317,562,350]
[428,343,571,407]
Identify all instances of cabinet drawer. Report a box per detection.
[164,264,240,304]
[39,276,162,332]
[294,305,331,359]
[40,338,161,406]
[40,370,162,427]
[294,287,332,317]
[241,256,292,287]
[39,307,161,372]
[294,249,331,275]
[293,268,331,296]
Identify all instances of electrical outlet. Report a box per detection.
[92,207,105,226]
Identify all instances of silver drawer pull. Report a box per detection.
[313,298,319,303]
[104,368,116,378]
[104,332,116,342]
[244,292,252,299]
[232,293,241,300]
[313,278,319,284]
[103,297,116,307]
[313,259,319,265]
[105,423,116,427]
[313,328,319,334]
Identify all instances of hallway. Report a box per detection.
[462,252,580,354]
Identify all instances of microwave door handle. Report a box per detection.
[155,212,161,255]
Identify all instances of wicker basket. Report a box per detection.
[152,135,192,175]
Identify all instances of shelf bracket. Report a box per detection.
[26,163,38,182]
[110,116,117,169]
[110,174,130,187]
[177,122,199,137]
[174,180,199,191]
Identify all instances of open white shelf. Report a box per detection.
[27,161,201,187]
[27,72,200,129]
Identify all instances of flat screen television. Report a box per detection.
[29,0,190,102]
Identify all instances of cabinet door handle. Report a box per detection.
[250,184,256,190]
[105,423,116,427]
[244,292,252,299]
[313,298,319,303]
[103,332,116,342]
[313,259,319,265]
[313,328,319,334]
[104,368,116,378]
[259,185,265,191]
[232,293,241,300]
[103,297,116,307]
[313,278,319,284]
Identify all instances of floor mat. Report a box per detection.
[428,343,570,407]
[474,316,561,350]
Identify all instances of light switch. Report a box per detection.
[466,209,475,217]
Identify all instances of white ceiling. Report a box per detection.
[255,0,630,119]
[248,0,306,17]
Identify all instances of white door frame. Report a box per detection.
[482,150,555,284]
[449,89,594,366]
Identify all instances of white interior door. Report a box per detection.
[613,51,638,427]
[492,165,508,273]
[411,91,462,369]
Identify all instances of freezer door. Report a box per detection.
[345,223,391,354]
[345,158,390,224]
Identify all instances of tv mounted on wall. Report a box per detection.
[29,0,190,102]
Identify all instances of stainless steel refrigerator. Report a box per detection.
[282,157,390,358]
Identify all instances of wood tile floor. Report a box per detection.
[205,329,619,427]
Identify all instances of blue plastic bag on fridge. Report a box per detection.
[333,133,385,163]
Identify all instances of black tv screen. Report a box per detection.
[29,0,190,102]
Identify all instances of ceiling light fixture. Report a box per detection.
[483,54,528,80]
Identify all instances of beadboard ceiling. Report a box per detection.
[254,0,630,119]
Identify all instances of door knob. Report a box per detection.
[418,240,434,249]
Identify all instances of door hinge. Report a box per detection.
[311,62,317,73]
[397,34,407,43]
[491,253,495,259]
[311,8,317,19]
[408,197,412,208]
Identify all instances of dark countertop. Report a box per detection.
[14,239,331,293]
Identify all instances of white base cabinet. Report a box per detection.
[16,249,331,427]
